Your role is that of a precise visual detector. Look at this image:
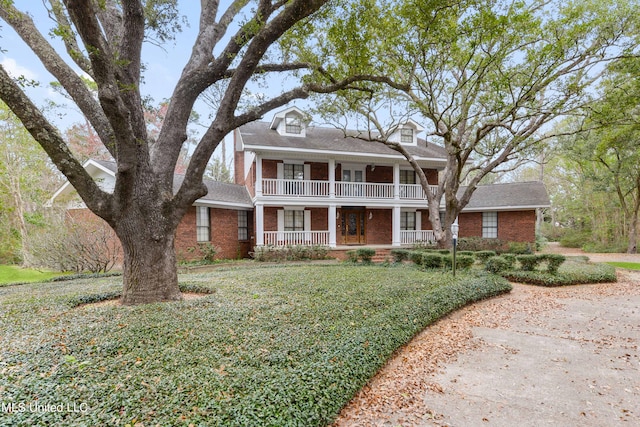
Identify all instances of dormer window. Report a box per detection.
[270,107,308,137]
[285,114,302,134]
[401,128,414,144]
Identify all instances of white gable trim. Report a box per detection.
[48,159,116,206]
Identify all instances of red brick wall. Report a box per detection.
[366,209,392,244]
[264,207,279,232]
[176,206,252,261]
[498,210,536,242]
[426,169,438,185]
[458,210,536,243]
[310,208,328,230]
[309,162,328,180]
[459,212,482,238]
[367,165,393,183]
[234,146,245,185]
[262,159,279,179]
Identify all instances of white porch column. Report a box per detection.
[329,158,335,198]
[255,153,263,197]
[393,163,400,200]
[328,204,337,248]
[392,205,401,246]
[255,203,264,246]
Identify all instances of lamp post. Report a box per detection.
[451,220,459,277]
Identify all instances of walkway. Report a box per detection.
[333,246,640,426]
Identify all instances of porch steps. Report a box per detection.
[371,249,393,263]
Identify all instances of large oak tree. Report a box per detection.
[296,0,640,246]
[0,0,356,304]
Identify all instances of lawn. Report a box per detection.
[0,264,511,426]
[0,265,66,285]
[606,261,640,271]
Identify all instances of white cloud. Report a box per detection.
[1,57,38,80]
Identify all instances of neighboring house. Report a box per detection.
[50,106,550,261]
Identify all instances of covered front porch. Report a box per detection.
[255,204,436,248]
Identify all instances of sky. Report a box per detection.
[0,1,303,159]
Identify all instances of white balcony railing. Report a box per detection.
[262,179,329,197]
[262,179,438,200]
[335,182,395,198]
[400,230,436,245]
[399,184,438,199]
[263,231,330,246]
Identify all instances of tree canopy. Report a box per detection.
[292,0,640,245]
[0,0,361,304]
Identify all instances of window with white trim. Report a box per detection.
[400,128,414,143]
[285,114,302,134]
[284,163,304,180]
[238,211,249,241]
[400,211,416,231]
[400,169,416,184]
[284,210,305,231]
[482,211,498,238]
[196,206,210,242]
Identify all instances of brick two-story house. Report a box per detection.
[50,106,549,261]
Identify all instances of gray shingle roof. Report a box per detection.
[91,160,252,208]
[462,181,550,211]
[238,121,449,160]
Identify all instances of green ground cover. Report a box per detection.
[0,265,66,285]
[0,264,511,426]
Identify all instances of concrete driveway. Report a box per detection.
[334,248,640,427]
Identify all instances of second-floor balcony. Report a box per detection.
[261,178,438,200]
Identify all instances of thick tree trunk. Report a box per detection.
[115,212,182,305]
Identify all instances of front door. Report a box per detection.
[342,209,366,244]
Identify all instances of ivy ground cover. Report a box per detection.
[0,265,510,426]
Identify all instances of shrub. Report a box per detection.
[345,250,359,263]
[485,256,511,273]
[441,254,453,268]
[516,254,541,271]
[437,249,452,255]
[456,254,475,270]
[475,250,497,263]
[356,248,376,263]
[29,215,120,273]
[251,245,329,262]
[559,229,591,248]
[458,251,476,258]
[541,254,566,274]
[457,237,505,252]
[502,261,616,286]
[390,249,410,263]
[422,253,443,269]
[502,253,517,269]
[507,241,533,254]
[409,251,424,266]
[411,240,437,250]
[185,242,220,264]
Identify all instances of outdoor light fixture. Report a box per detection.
[369,212,373,220]
[451,219,459,277]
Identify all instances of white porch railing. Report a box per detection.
[399,184,438,199]
[400,230,436,245]
[262,179,438,200]
[262,178,329,197]
[335,182,395,198]
[263,231,330,246]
